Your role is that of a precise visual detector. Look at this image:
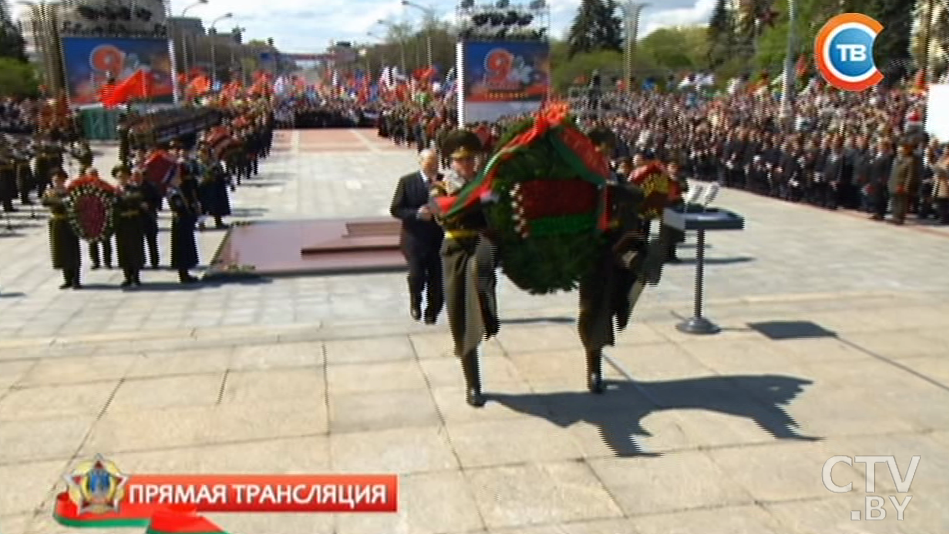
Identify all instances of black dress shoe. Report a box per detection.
[91,264,101,270]
[410,304,421,321]
[423,311,437,324]
[120,280,132,288]
[466,388,485,407]
[59,283,71,290]
[180,275,199,284]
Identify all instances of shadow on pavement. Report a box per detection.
[492,374,819,457]
[0,292,26,298]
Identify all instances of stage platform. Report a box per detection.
[205,218,406,279]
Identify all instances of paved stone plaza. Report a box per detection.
[1,129,948,534]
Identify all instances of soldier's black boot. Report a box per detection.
[178,269,199,284]
[132,270,142,287]
[586,350,604,394]
[60,269,71,289]
[71,269,82,289]
[120,269,133,288]
[461,352,485,407]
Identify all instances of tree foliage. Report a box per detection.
[0,57,39,96]
[567,0,623,58]
[0,0,27,62]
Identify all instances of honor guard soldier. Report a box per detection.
[112,166,147,287]
[34,136,64,199]
[42,170,82,289]
[196,144,231,230]
[0,140,17,212]
[429,129,500,407]
[13,137,35,206]
[167,170,201,284]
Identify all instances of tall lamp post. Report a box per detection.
[778,0,797,131]
[179,0,208,79]
[619,1,648,92]
[401,0,435,68]
[209,13,233,87]
[377,19,407,74]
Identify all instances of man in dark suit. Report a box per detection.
[390,149,444,323]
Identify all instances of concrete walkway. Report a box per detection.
[1,129,947,534]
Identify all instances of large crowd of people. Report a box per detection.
[375,87,949,226]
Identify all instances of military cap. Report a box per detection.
[440,129,483,160]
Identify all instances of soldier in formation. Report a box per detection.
[41,170,82,289]
[112,166,147,287]
[429,129,499,407]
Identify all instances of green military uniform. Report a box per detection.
[431,130,499,407]
[576,127,650,392]
[14,142,35,205]
[34,140,64,197]
[112,166,146,287]
[41,184,82,288]
[0,148,17,212]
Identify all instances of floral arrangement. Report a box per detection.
[66,175,118,243]
[444,103,612,294]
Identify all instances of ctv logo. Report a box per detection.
[815,13,884,91]
[822,455,919,520]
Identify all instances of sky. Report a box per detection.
[162,0,718,53]
[8,0,716,54]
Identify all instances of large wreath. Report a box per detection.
[443,105,612,294]
[66,176,118,243]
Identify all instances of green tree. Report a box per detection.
[568,0,601,58]
[0,57,38,95]
[0,0,27,62]
[706,0,734,66]
[639,26,709,71]
[865,0,914,79]
[596,0,623,53]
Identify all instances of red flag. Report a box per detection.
[186,75,211,98]
[101,69,149,108]
[795,55,808,79]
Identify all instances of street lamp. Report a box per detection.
[401,0,435,68]
[618,1,648,92]
[377,19,407,74]
[209,13,233,87]
[179,0,208,83]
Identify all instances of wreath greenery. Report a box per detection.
[66,176,118,243]
[482,112,607,295]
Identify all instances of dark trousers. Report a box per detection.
[145,229,159,267]
[935,198,949,224]
[871,184,889,218]
[891,193,909,222]
[406,247,444,317]
[89,238,113,267]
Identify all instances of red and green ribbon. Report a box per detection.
[53,494,229,534]
[440,105,610,226]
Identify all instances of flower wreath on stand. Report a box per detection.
[66,174,118,243]
[439,103,612,295]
